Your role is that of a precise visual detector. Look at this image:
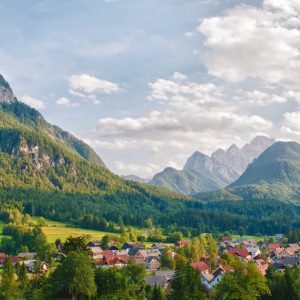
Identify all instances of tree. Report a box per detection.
[160,246,175,269]
[17,263,28,288]
[101,235,110,250]
[51,251,96,300]
[61,236,90,255]
[55,238,62,250]
[0,258,20,300]
[95,267,127,299]
[214,260,270,300]
[121,263,147,297]
[171,255,207,300]
[166,231,183,243]
[151,284,165,300]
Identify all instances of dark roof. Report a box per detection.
[122,243,145,250]
[88,240,102,247]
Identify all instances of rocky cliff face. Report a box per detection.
[150,136,275,194]
[0,75,15,103]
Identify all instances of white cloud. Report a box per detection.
[172,72,188,81]
[20,95,45,109]
[198,0,300,89]
[184,31,195,38]
[91,72,273,176]
[238,89,287,106]
[56,97,79,108]
[148,72,221,103]
[69,74,122,95]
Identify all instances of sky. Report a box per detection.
[1,0,300,178]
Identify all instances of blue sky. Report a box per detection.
[1,0,300,177]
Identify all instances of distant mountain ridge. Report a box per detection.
[150,136,275,194]
[195,141,300,203]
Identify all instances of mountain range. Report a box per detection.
[150,136,274,194]
[194,141,300,203]
[1,73,300,234]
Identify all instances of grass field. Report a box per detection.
[29,217,121,243]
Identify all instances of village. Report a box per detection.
[1,233,299,292]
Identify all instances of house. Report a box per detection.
[200,266,229,289]
[100,256,128,269]
[222,236,232,243]
[135,249,148,259]
[255,259,269,276]
[146,270,175,289]
[175,240,190,248]
[122,243,145,250]
[245,246,261,258]
[229,248,251,261]
[274,257,300,271]
[88,240,102,248]
[267,243,281,251]
[288,243,300,251]
[275,234,284,241]
[130,257,146,265]
[145,256,161,270]
[191,261,210,272]
[108,245,119,251]
[90,247,103,259]
[151,243,166,250]
[19,260,48,273]
[0,256,21,267]
[18,253,37,260]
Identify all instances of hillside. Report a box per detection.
[0,74,193,226]
[196,142,300,203]
[150,136,274,194]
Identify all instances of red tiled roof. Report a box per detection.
[0,256,21,264]
[222,236,232,241]
[229,248,250,258]
[268,243,281,250]
[191,261,209,272]
[102,250,113,257]
[220,265,234,272]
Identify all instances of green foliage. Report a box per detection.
[0,258,20,300]
[214,259,270,300]
[50,251,96,300]
[170,255,207,300]
[0,224,51,257]
[61,236,90,255]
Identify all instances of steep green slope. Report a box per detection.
[150,167,220,194]
[0,101,105,167]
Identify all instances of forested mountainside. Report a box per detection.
[150,136,274,194]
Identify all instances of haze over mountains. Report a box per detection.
[150,136,274,194]
[195,141,300,204]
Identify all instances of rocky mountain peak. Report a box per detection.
[0,74,15,103]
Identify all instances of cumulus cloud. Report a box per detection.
[91,72,273,176]
[148,72,221,104]
[198,0,300,89]
[236,89,287,106]
[56,97,79,108]
[20,95,45,109]
[69,74,122,95]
